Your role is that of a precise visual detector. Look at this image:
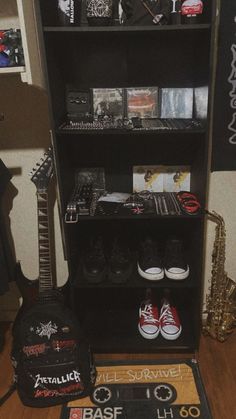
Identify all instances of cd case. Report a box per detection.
[93,88,124,120]
[160,88,193,119]
[194,86,208,120]
[127,87,159,119]
[133,165,191,193]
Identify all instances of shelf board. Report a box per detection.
[80,308,196,353]
[73,265,197,289]
[0,66,25,74]
[57,129,206,135]
[65,213,203,222]
[44,24,211,33]
[57,126,206,136]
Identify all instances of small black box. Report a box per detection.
[66,89,92,122]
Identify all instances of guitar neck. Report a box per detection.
[37,191,53,294]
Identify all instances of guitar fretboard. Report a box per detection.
[37,192,53,294]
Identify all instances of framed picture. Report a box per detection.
[160,88,193,119]
[93,88,124,120]
[127,87,159,119]
[133,165,191,193]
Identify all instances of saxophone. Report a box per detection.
[203,210,236,341]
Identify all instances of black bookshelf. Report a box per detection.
[36,0,216,353]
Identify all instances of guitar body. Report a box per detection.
[12,263,39,336]
[15,262,38,309]
[14,263,68,319]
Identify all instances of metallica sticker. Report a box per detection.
[211,0,236,170]
[32,369,83,398]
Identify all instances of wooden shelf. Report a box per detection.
[44,24,211,33]
[73,267,198,289]
[38,0,215,353]
[0,66,25,74]
[57,128,206,135]
[80,308,197,353]
[65,213,203,222]
[0,0,44,86]
[57,120,207,136]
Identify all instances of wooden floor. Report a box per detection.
[0,324,235,419]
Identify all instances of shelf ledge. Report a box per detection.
[43,23,211,33]
[0,66,26,74]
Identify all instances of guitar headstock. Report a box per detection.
[30,148,53,192]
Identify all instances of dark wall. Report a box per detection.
[211,0,236,171]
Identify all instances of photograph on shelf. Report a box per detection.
[75,167,105,189]
[160,87,193,119]
[133,165,191,193]
[93,88,124,120]
[127,87,159,119]
[0,29,24,68]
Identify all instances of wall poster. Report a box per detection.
[211,0,236,171]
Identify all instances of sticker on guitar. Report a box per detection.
[34,321,58,340]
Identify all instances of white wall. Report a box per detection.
[0,75,68,320]
[204,171,236,307]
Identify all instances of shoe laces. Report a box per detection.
[159,302,177,325]
[140,302,158,324]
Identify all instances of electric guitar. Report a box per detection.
[12,148,95,407]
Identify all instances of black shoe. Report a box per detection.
[108,237,133,284]
[137,237,164,281]
[82,236,107,284]
[164,238,189,280]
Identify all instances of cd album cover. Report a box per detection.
[133,165,191,193]
[194,86,208,120]
[93,88,124,120]
[127,87,159,119]
[160,88,193,119]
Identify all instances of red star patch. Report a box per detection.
[132,206,144,214]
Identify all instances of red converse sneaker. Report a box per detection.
[138,298,159,339]
[159,299,182,340]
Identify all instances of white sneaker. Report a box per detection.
[164,238,189,280]
[138,238,164,281]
